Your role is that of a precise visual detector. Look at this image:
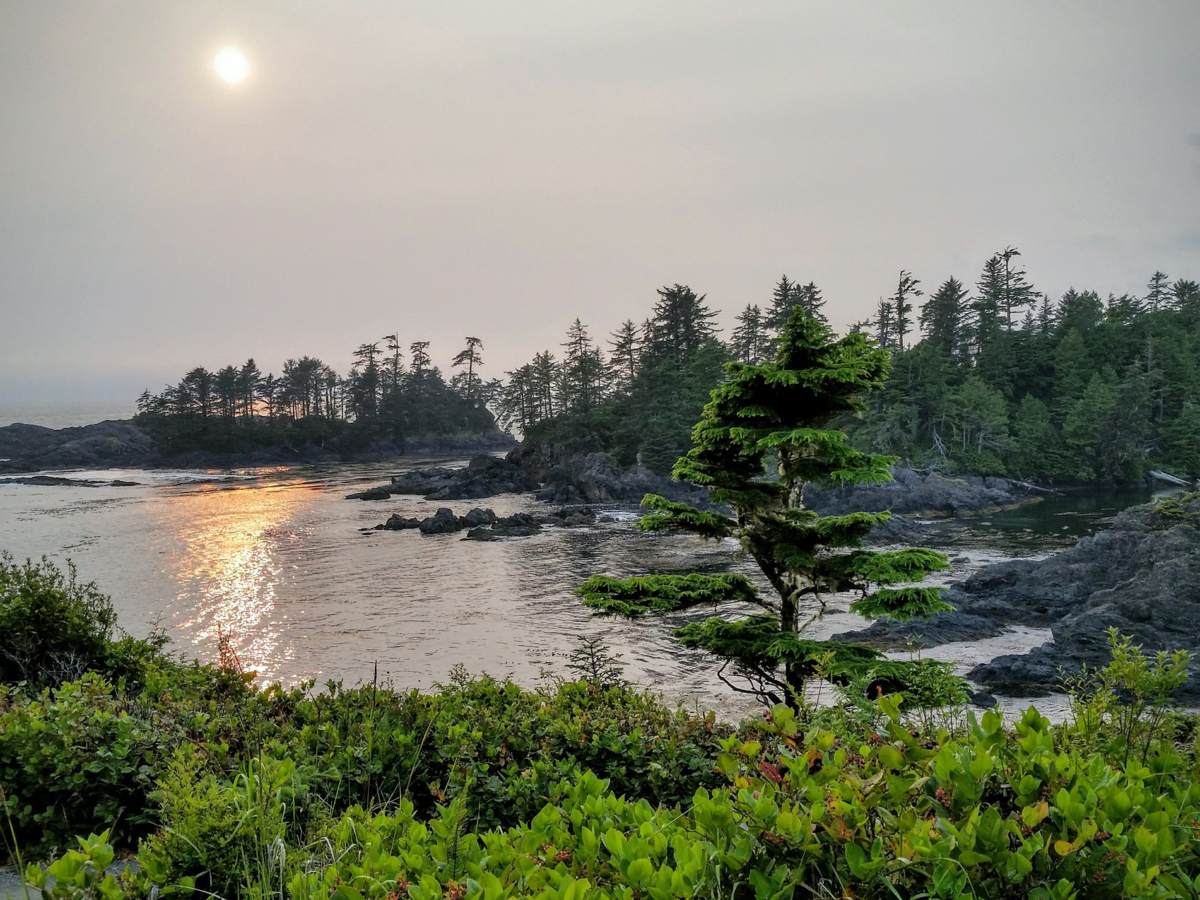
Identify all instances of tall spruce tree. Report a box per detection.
[919,277,969,361]
[576,309,956,708]
[731,304,769,364]
[891,270,923,352]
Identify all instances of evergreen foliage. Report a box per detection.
[135,336,499,456]
[578,309,957,708]
[855,252,1200,482]
[575,574,757,617]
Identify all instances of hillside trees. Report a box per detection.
[851,251,1200,482]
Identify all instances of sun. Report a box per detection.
[214,47,250,85]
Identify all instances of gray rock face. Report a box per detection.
[804,466,1040,518]
[835,495,1200,699]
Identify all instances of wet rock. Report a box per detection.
[460,507,498,528]
[419,508,463,535]
[347,487,391,501]
[837,494,1200,700]
[967,689,999,709]
[538,505,597,527]
[463,526,500,542]
[377,514,421,530]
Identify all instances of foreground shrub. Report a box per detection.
[0,554,118,686]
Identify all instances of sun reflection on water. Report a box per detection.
[168,482,294,680]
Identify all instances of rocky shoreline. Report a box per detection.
[834,493,1200,701]
[0,419,514,473]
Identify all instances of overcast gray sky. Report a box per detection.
[2,1,1198,402]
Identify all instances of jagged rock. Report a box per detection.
[836,494,1200,699]
[418,508,463,535]
[538,505,597,527]
[460,507,498,528]
[347,487,391,501]
[805,466,1041,518]
[376,514,421,530]
[463,526,500,542]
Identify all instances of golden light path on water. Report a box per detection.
[169,482,288,679]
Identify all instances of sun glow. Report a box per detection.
[214,46,250,84]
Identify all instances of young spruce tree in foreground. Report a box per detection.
[577,308,957,708]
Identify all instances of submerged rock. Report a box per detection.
[835,494,1200,699]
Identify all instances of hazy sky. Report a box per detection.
[2,2,1199,402]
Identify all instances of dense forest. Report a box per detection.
[135,336,500,454]
[497,253,1200,483]
[844,255,1200,482]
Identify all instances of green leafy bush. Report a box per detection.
[0,555,118,687]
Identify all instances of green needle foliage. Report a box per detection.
[575,573,758,617]
[580,308,958,709]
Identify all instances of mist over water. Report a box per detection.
[0,455,1155,721]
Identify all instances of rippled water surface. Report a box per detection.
[0,460,1159,721]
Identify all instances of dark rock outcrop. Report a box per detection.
[0,420,155,472]
[805,466,1042,518]
[376,455,539,500]
[0,475,141,488]
[370,505,596,540]
[419,507,467,534]
[835,495,1200,699]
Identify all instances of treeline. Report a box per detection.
[848,253,1200,481]
[494,284,740,472]
[498,254,1200,484]
[135,336,500,455]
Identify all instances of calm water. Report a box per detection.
[0,401,136,428]
[0,460,1158,721]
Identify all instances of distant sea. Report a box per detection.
[0,400,135,429]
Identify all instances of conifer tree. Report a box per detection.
[452,336,485,401]
[607,320,640,394]
[891,270,923,352]
[731,304,769,363]
[919,277,969,362]
[576,309,956,708]
[1145,271,1172,313]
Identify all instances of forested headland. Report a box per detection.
[134,337,501,456]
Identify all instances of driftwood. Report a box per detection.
[1149,469,1193,487]
[1008,478,1060,495]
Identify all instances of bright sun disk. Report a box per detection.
[214,47,249,84]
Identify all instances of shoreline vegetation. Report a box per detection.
[2,556,1200,899]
